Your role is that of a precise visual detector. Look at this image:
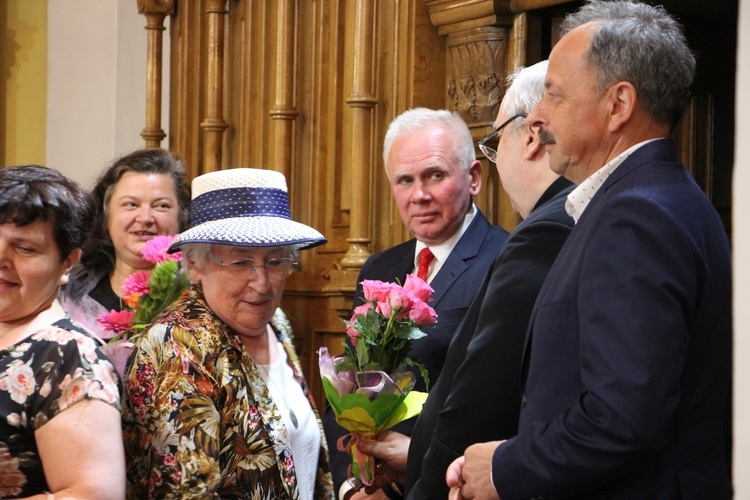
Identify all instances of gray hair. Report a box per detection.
[501,60,550,132]
[181,243,212,273]
[562,0,695,129]
[382,108,475,173]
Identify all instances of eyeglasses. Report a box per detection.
[207,253,297,281]
[477,114,528,163]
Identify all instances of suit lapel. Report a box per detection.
[392,240,417,284]
[520,140,679,378]
[429,211,491,307]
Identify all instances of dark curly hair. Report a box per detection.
[0,165,94,260]
[78,148,191,277]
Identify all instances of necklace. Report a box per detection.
[256,361,299,429]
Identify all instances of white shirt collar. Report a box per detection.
[414,204,477,283]
[566,139,661,223]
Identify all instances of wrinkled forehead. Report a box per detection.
[387,128,460,174]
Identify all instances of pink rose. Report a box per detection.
[375,300,393,319]
[387,288,413,312]
[403,274,434,302]
[361,280,396,303]
[346,325,362,346]
[408,301,438,326]
[352,303,372,317]
[347,304,372,346]
[377,288,412,321]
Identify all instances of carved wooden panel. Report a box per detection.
[152,0,734,408]
[164,0,454,407]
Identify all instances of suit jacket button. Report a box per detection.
[521,394,527,407]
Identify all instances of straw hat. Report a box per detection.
[169,168,326,251]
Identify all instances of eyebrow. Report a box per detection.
[7,234,45,247]
[421,165,445,172]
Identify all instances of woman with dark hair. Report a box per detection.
[0,165,124,498]
[59,148,191,339]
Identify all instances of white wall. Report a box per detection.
[46,0,169,189]
[734,0,749,496]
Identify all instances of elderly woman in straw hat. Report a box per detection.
[122,169,334,499]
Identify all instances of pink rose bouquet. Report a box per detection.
[318,274,437,485]
[96,235,189,375]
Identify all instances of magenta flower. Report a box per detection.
[141,235,182,264]
[96,309,135,335]
[123,270,151,295]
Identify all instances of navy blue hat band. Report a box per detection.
[189,186,291,227]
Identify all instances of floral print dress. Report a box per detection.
[0,318,121,498]
[122,285,334,499]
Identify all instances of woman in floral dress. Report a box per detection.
[123,168,334,499]
[0,165,124,498]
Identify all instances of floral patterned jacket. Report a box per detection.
[0,318,121,498]
[122,285,334,499]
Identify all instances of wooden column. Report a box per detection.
[200,0,229,172]
[425,0,513,128]
[426,0,519,230]
[137,0,174,148]
[339,0,377,272]
[270,0,298,180]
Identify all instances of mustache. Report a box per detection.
[538,128,556,145]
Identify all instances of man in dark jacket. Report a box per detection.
[449,2,732,499]
[356,60,575,500]
[324,108,509,499]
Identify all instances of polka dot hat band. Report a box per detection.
[169,168,326,252]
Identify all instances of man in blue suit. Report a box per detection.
[325,108,509,499]
[448,1,733,499]
[354,61,576,500]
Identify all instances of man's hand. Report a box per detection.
[446,455,465,500]
[350,489,389,500]
[356,431,410,490]
[446,441,504,499]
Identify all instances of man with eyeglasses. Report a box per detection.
[325,108,509,500]
[353,60,575,500]
[449,1,732,499]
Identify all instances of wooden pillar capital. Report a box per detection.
[425,0,512,35]
[425,1,513,129]
[137,0,175,17]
